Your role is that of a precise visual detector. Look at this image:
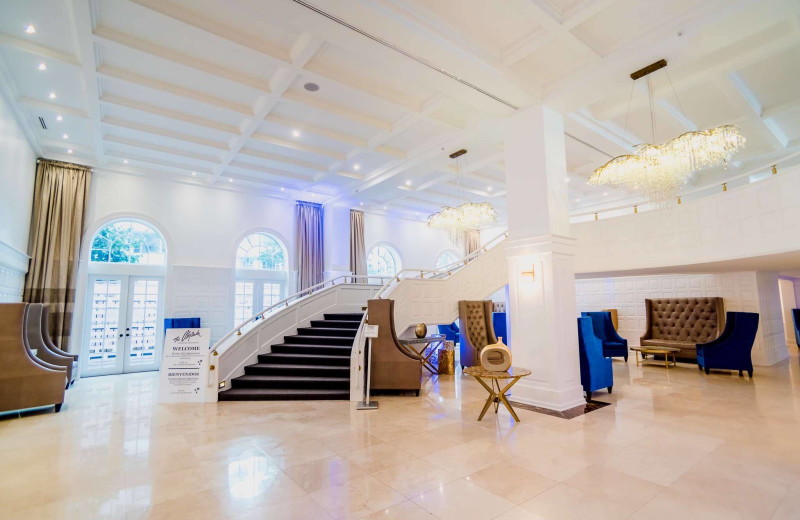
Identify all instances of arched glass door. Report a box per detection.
[82,220,167,377]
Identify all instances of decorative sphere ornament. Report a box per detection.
[414,323,427,338]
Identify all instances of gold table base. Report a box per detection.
[463,366,531,423]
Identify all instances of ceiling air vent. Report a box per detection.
[38,116,47,130]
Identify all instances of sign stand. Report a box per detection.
[357,324,379,410]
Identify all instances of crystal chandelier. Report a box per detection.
[588,60,745,206]
[427,149,497,243]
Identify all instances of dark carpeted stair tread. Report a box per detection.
[310,320,361,329]
[257,353,351,365]
[323,313,363,321]
[283,335,354,345]
[297,327,357,337]
[218,388,350,401]
[230,374,349,389]
[245,363,350,375]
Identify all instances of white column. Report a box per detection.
[504,105,585,411]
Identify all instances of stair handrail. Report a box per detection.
[208,274,391,379]
[373,229,509,300]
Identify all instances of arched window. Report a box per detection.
[435,250,460,269]
[234,232,290,327]
[367,245,400,277]
[90,220,166,265]
[236,232,287,271]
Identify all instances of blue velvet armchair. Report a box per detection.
[437,322,459,345]
[792,309,800,348]
[580,311,628,361]
[577,317,613,402]
[696,311,759,377]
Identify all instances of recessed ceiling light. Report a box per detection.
[62,133,68,139]
[292,129,300,138]
[280,187,285,191]
[123,159,128,164]
[405,180,412,186]
[575,198,581,203]
[56,114,62,121]
[67,149,73,154]
[303,82,319,92]
[191,171,196,176]
[487,186,493,191]
[603,192,608,196]
[353,164,360,171]
[37,63,47,71]
[25,25,36,34]
[564,177,570,183]
[48,92,56,99]
[228,178,233,183]
[383,206,387,210]
[359,202,363,206]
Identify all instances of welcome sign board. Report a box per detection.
[158,328,211,403]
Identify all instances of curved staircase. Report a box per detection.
[218,312,362,401]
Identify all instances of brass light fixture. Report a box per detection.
[521,265,535,279]
[588,60,745,206]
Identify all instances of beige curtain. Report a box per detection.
[296,201,324,292]
[24,159,91,352]
[349,209,366,278]
[465,230,481,256]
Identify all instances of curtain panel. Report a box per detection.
[23,159,91,352]
[349,209,366,278]
[465,230,481,256]
[296,201,324,292]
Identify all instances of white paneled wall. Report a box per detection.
[167,267,232,343]
[0,241,29,303]
[575,271,789,366]
[573,167,800,274]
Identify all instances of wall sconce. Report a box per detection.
[521,265,535,280]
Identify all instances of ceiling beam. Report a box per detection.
[96,64,254,116]
[101,116,229,150]
[251,132,345,162]
[99,93,240,134]
[238,147,328,172]
[0,33,81,67]
[104,134,222,163]
[18,97,90,119]
[93,26,272,92]
[104,150,213,174]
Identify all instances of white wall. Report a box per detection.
[0,88,35,302]
[363,212,463,272]
[572,167,800,275]
[575,271,789,366]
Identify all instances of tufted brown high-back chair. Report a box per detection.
[26,304,75,387]
[640,297,725,361]
[458,300,498,368]
[367,299,422,394]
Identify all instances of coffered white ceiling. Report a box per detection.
[1,0,799,221]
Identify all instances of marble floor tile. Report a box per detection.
[309,475,406,519]
[466,462,558,504]
[412,478,517,520]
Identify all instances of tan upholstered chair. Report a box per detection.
[458,300,498,368]
[26,304,76,388]
[602,309,619,331]
[367,299,422,394]
[1,304,67,413]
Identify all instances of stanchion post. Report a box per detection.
[357,325,379,410]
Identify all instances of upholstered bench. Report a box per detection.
[639,297,725,362]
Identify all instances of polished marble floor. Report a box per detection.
[2,349,800,520]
